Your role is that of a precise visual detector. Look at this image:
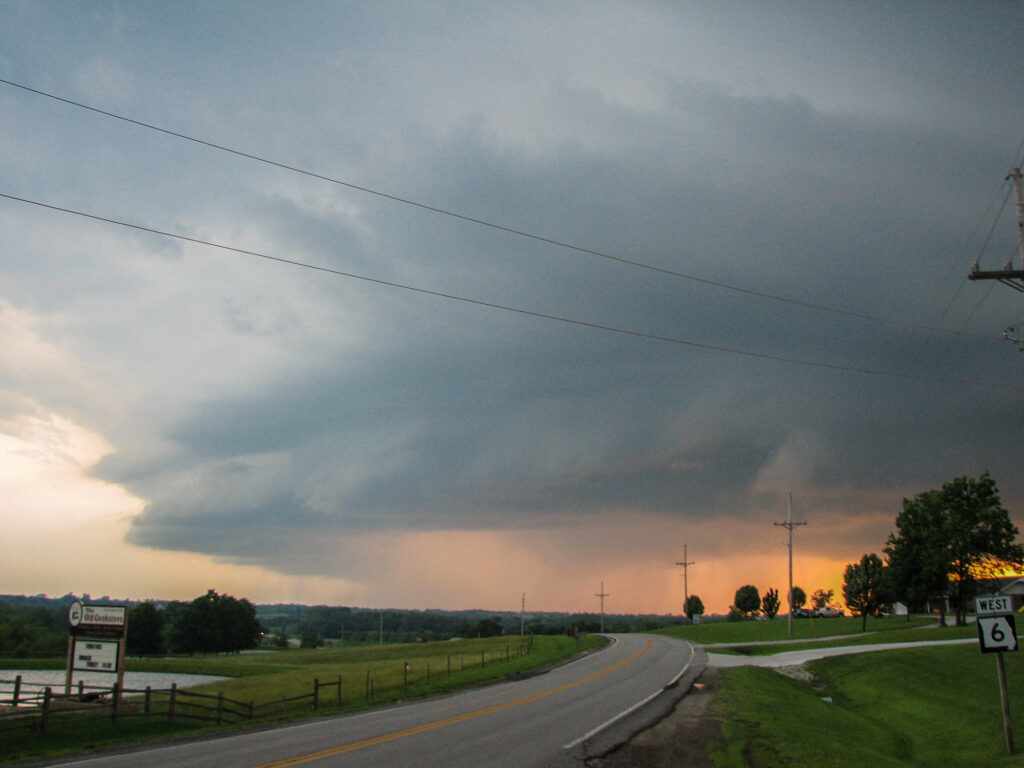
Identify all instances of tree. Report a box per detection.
[810,589,834,611]
[684,595,705,621]
[843,553,887,631]
[168,590,262,654]
[885,473,1023,625]
[127,602,165,656]
[761,588,780,619]
[884,489,950,622]
[300,631,323,649]
[734,585,761,617]
[791,586,807,610]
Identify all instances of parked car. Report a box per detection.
[814,606,843,618]
[792,608,810,618]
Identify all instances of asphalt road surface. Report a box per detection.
[49,634,700,768]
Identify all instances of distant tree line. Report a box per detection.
[258,604,675,645]
[0,589,262,657]
[0,602,67,657]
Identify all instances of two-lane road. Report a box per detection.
[52,634,699,768]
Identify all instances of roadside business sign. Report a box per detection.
[65,600,129,699]
[68,601,126,630]
[71,638,121,672]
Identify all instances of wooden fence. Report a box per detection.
[0,637,535,736]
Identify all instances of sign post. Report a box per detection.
[976,596,1018,754]
[65,601,128,701]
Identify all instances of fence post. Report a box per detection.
[481,650,485,669]
[365,670,370,701]
[506,646,510,662]
[337,675,342,706]
[217,691,224,724]
[313,679,319,711]
[427,663,430,686]
[403,663,408,694]
[110,683,119,725]
[12,675,21,707]
[447,655,451,678]
[145,686,151,714]
[41,687,51,734]
[169,683,177,723]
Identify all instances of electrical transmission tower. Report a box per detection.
[774,493,807,638]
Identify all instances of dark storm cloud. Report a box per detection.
[5,2,1024,594]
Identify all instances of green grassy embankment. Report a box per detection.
[710,643,1023,767]
[656,614,941,647]
[655,615,1015,766]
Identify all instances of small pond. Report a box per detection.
[0,669,228,701]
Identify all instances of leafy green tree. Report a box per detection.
[127,602,165,656]
[168,590,262,654]
[810,589,834,611]
[300,631,323,649]
[884,489,950,622]
[885,473,1023,625]
[761,588,780,619]
[843,553,888,631]
[0,603,65,657]
[734,585,761,617]
[790,586,806,610]
[683,594,705,621]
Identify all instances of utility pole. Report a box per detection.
[595,582,609,633]
[675,545,696,608]
[774,493,807,638]
[520,593,525,637]
[969,167,1024,294]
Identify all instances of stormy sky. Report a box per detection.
[3,2,1024,614]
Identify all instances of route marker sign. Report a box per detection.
[978,615,1019,653]
[977,595,1013,616]
[975,595,1018,754]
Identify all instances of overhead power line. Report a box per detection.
[0,190,1012,390]
[0,77,997,343]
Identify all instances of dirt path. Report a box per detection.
[587,668,723,768]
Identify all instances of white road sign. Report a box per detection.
[978,615,1019,654]
[976,596,1013,616]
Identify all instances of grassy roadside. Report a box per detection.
[656,615,940,647]
[704,626,1024,765]
[0,634,604,765]
[710,643,1024,767]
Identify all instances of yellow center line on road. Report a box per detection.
[252,637,654,768]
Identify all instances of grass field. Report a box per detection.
[657,614,943,646]
[712,643,1024,767]
[0,634,603,765]
[689,615,1022,767]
